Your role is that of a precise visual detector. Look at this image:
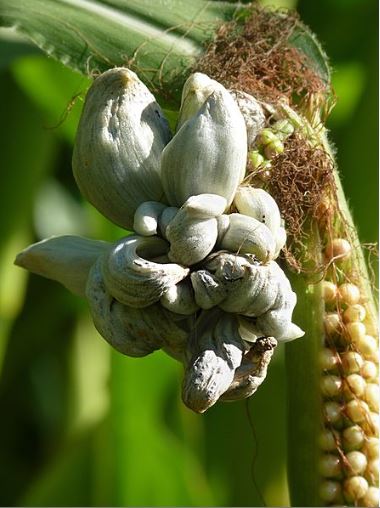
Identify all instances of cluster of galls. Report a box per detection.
[15,69,304,413]
[319,238,379,507]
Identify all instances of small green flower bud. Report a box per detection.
[272,119,295,140]
[264,138,284,159]
[257,128,277,146]
[249,150,265,169]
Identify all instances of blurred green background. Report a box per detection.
[0,0,377,505]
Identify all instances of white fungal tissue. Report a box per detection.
[15,69,304,413]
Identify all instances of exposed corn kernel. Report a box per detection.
[343,374,366,399]
[319,454,342,478]
[356,335,378,360]
[326,238,352,261]
[342,425,365,451]
[360,486,379,508]
[343,475,369,502]
[366,412,379,437]
[319,348,340,371]
[321,375,342,398]
[325,312,342,336]
[361,361,378,380]
[319,429,340,452]
[345,399,370,424]
[364,438,379,460]
[345,322,366,343]
[345,451,368,476]
[341,351,364,374]
[343,304,366,323]
[324,401,343,427]
[338,283,361,305]
[319,480,342,503]
[322,281,338,303]
[364,383,379,412]
[365,459,379,486]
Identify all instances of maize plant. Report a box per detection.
[0,0,377,506]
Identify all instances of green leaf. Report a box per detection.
[0,27,41,69]
[288,22,331,86]
[0,0,238,98]
[106,350,217,506]
[11,55,90,143]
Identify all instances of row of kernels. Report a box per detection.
[319,239,378,506]
[323,281,361,306]
[320,348,378,379]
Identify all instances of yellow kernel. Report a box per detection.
[319,454,342,478]
[325,312,342,336]
[326,238,352,261]
[319,348,339,371]
[345,451,368,476]
[364,438,379,460]
[343,304,366,323]
[341,351,364,374]
[366,412,380,437]
[357,335,378,359]
[345,321,366,343]
[319,429,340,452]
[361,361,378,380]
[360,486,379,508]
[319,480,342,503]
[324,401,343,427]
[344,374,366,399]
[345,399,370,424]
[321,375,342,397]
[364,384,379,412]
[338,283,361,305]
[342,425,365,451]
[344,476,369,503]
[323,281,337,302]
[365,459,379,486]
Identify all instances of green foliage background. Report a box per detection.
[0,0,377,505]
